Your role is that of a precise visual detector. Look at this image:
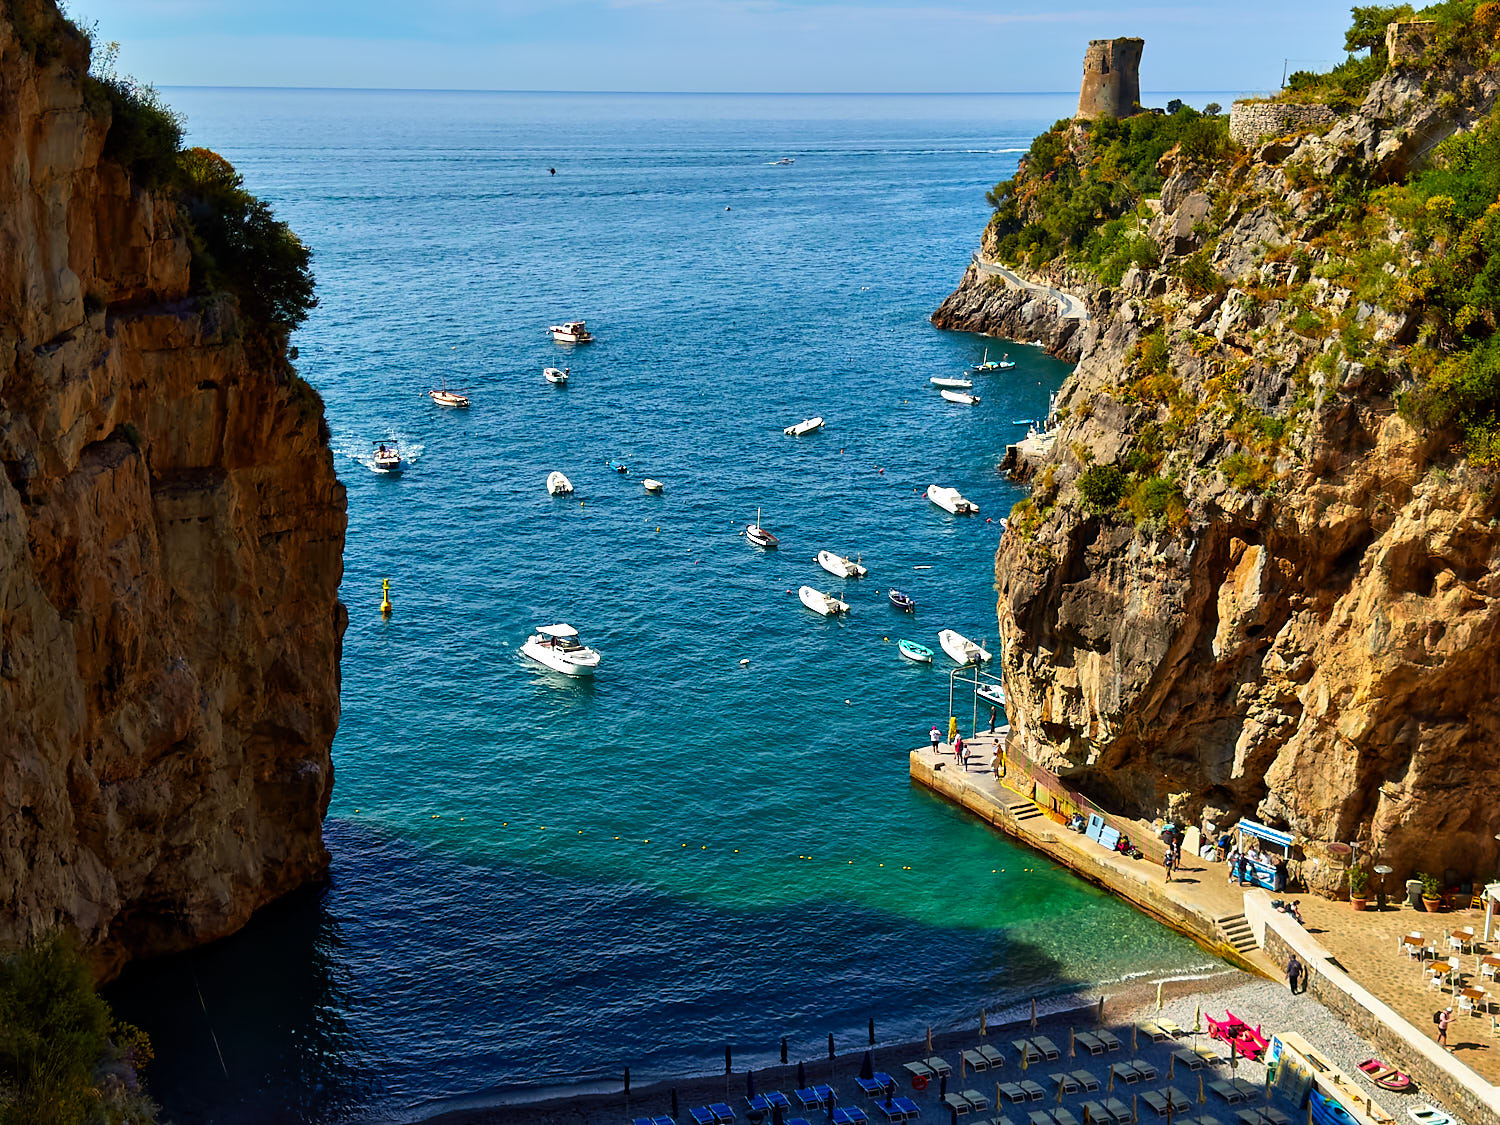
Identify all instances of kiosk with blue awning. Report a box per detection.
[1233,819,1294,891]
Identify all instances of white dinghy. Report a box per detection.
[938,628,992,665]
[784,416,825,437]
[941,389,980,405]
[817,550,867,579]
[546,471,574,495]
[926,484,978,514]
[799,586,849,617]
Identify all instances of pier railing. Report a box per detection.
[993,741,1168,866]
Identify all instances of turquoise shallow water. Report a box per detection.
[106,90,1215,1124]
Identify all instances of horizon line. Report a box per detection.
[157,84,1249,97]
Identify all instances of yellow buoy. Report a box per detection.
[380,577,392,616]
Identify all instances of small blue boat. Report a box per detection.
[897,639,933,663]
[889,589,915,612]
[606,459,629,474]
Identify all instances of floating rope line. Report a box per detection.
[191,965,230,1081]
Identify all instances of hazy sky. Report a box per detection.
[73,0,1353,94]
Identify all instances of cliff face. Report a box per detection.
[941,60,1500,889]
[0,8,346,974]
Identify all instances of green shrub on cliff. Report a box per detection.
[0,935,158,1124]
[178,147,317,333]
[986,106,1233,275]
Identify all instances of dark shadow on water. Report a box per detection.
[106,819,1111,1125]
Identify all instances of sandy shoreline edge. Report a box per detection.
[409,968,1249,1125]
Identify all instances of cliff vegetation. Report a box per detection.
[939,1,1500,888]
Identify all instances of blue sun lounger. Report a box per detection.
[710,1104,735,1124]
[691,1109,716,1125]
[834,1109,870,1125]
[858,1074,898,1098]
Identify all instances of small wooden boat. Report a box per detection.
[799,586,849,617]
[546,471,574,495]
[898,639,932,663]
[931,376,973,390]
[939,628,992,665]
[927,485,978,515]
[746,508,779,549]
[545,367,569,385]
[941,389,981,405]
[372,441,403,474]
[428,386,470,408]
[888,589,915,612]
[642,478,664,493]
[784,416,825,437]
[817,550,866,579]
[548,321,593,343]
[1358,1059,1412,1091]
[1408,1107,1450,1125]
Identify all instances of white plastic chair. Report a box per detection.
[1481,959,1497,981]
[1460,993,1476,1015]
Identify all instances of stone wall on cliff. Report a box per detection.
[937,53,1500,891]
[0,4,346,975]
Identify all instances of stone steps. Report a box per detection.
[1216,913,1259,955]
[1009,801,1046,823]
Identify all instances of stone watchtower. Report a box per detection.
[1077,37,1144,119]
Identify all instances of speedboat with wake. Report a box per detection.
[746,508,779,549]
[372,441,403,474]
[548,321,593,343]
[941,389,981,405]
[817,550,866,579]
[546,471,574,495]
[939,629,992,665]
[520,623,601,677]
[888,589,915,612]
[930,376,972,390]
[927,484,977,514]
[798,586,849,617]
[898,639,932,663]
[545,367,569,385]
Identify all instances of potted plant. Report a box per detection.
[1418,872,1443,912]
[1348,864,1369,911]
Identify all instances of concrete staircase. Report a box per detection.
[1216,913,1259,956]
[1009,801,1045,824]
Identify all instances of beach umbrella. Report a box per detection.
[828,1033,835,1060]
[870,1018,876,1046]
[1198,1074,1205,1105]
[782,1038,789,1064]
[940,1074,948,1098]
[672,1088,680,1118]
[1133,1094,1139,1123]
[1193,1005,1201,1035]
[1168,1053,1175,1080]
[1156,981,1164,1011]
[1097,996,1105,1024]
[1031,998,1038,1031]
[860,1051,874,1082]
[950,1107,960,1125]
[1131,1025,1137,1053]
[798,1061,806,1089]
[996,1083,1003,1111]
[927,1026,934,1053]
[1020,1046,1028,1073]
[981,1009,988,1037]
[1069,1028,1075,1058]
[1083,1104,1091,1125]
[774,1106,784,1125]
[1056,1076,1064,1103]
[748,1070,756,1098]
[1107,1065,1113,1093]
[961,1054,967,1080]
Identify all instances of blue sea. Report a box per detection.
[105,89,1224,1124]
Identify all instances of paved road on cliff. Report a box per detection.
[972,251,1090,322]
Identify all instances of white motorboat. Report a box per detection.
[930,376,973,390]
[520,623,601,677]
[746,507,779,549]
[970,348,1015,374]
[771,157,795,165]
[784,416,825,437]
[977,682,1006,706]
[545,367,569,385]
[927,484,978,514]
[799,585,849,617]
[938,628,993,665]
[429,386,470,408]
[642,478,664,493]
[941,389,981,405]
[817,550,867,579]
[372,441,403,474]
[548,321,593,343]
[546,471,574,495]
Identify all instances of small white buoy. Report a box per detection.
[845,699,852,705]
[739,658,750,666]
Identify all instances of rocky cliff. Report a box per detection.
[0,2,346,974]
[939,23,1500,891]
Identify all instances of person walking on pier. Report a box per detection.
[1437,1006,1453,1050]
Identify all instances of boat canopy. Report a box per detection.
[1235,819,1293,849]
[537,624,579,638]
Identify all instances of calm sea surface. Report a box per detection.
[106,90,1218,1124]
